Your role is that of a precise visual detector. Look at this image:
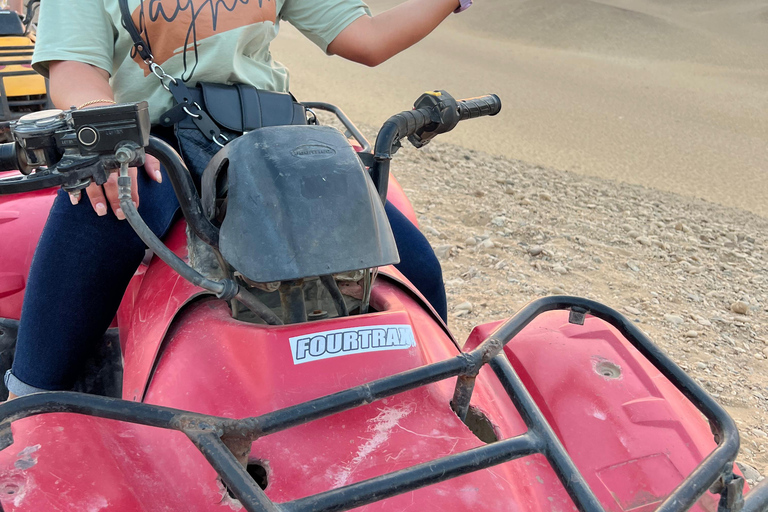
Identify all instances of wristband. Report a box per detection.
[454,0,472,13]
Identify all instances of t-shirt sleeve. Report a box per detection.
[32,0,116,77]
[280,0,371,53]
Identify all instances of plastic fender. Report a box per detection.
[0,188,56,321]
[386,173,418,227]
[117,221,206,401]
[465,313,723,512]
[0,414,229,511]
[117,217,439,402]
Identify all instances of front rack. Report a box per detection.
[0,296,765,512]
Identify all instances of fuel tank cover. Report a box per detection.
[203,125,399,282]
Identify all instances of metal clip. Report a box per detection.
[150,63,179,91]
[182,102,203,120]
[213,133,229,148]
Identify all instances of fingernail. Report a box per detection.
[155,171,163,183]
[133,201,139,209]
[95,203,107,216]
[69,193,80,206]
[115,208,125,220]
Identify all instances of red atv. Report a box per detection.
[0,92,765,512]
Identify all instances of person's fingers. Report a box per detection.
[144,154,162,183]
[104,168,140,220]
[84,182,108,217]
[102,172,123,219]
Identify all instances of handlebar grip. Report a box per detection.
[458,94,502,121]
[0,143,19,172]
[395,108,433,138]
[373,107,432,159]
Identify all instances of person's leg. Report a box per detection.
[385,202,448,322]
[5,167,179,396]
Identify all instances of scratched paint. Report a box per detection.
[329,403,415,488]
[14,444,40,471]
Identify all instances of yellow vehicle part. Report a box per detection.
[0,36,45,98]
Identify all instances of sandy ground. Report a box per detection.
[272,0,768,216]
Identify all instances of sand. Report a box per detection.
[272,0,768,215]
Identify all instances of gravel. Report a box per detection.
[390,136,768,476]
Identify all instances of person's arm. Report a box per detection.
[49,61,114,110]
[49,61,162,219]
[327,0,460,67]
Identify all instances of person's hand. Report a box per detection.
[70,155,162,220]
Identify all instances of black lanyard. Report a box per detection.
[116,0,229,146]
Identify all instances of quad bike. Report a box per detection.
[0,0,49,142]
[0,91,765,512]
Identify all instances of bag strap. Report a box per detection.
[118,0,153,63]
[117,0,228,146]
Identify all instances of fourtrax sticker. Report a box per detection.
[289,325,417,365]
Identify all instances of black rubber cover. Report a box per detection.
[205,125,399,283]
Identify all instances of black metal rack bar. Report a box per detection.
[0,51,34,57]
[302,102,372,154]
[188,431,281,512]
[0,70,38,78]
[0,296,759,512]
[743,479,768,512]
[0,59,35,65]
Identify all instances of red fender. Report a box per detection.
[0,185,56,321]
[465,312,731,512]
[387,173,418,227]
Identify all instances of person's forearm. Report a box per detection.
[328,0,460,67]
[49,61,114,110]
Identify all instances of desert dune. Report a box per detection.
[273,0,768,215]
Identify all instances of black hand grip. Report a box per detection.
[379,108,433,154]
[457,94,502,121]
[0,143,19,172]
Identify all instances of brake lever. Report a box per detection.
[0,151,130,197]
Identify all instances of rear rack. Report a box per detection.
[0,296,765,512]
[0,44,49,124]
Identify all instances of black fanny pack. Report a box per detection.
[159,80,306,136]
[162,83,306,133]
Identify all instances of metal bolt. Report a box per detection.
[115,146,135,164]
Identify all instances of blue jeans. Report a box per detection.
[5,149,447,395]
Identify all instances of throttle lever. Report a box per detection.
[407,90,461,149]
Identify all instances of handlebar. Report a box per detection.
[370,91,502,203]
[0,143,18,173]
[0,91,502,209]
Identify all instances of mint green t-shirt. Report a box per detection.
[32,0,370,123]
